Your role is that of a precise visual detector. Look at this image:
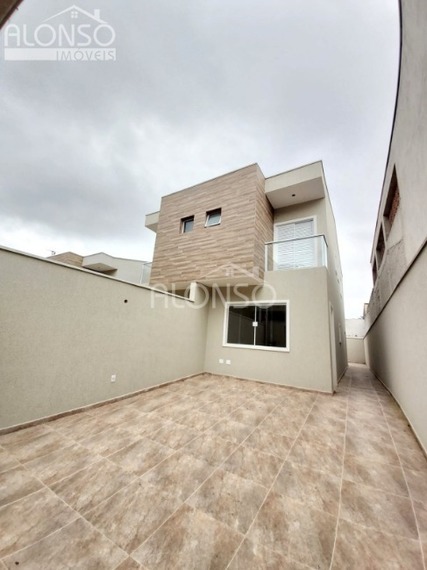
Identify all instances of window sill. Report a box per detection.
[223,343,289,353]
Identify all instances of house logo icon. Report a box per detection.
[3,4,116,62]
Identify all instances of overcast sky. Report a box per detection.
[0,0,399,317]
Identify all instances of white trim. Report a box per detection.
[223,300,290,353]
[273,216,319,271]
[205,208,222,227]
[274,215,317,240]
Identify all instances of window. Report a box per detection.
[274,218,314,269]
[181,216,194,233]
[376,227,385,268]
[205,208,221,227]
[225,302,288,351]
[383,167,400,237]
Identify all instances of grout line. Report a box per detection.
[127,389,296,559]
[380,394,427,570]
[328,368,350,570]
[0,462,128,565]
[224,393,320,569]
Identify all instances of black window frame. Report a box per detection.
[224,302,289,352]
[181,215,194,233]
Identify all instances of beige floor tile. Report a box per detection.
[258,413,304,439]
[108,437,174,476]
[50,414,108,440]
[85,480,183,553]
[174,410,220,431]
[207,419,254,445]
[310,401,347,421]
[297,425,345,453]
[346,417,390,440]
[1,430,69,463]
[229,538,309,570]
[274,461,341,516]
[147,421,200,450]
[228,407,271,427]
[0,488,77,558]
[331,518,423,570]
[413,500,427,542]
[133,504,242,569]
[304,412,346,433]
[222,444,282,488]
[2,517,127,569]
[391,427,426,454]
[0,465,43,508]
[140,451,213,501]
[243,427,294,459]
[248,491,336,570]
[198,400,240,416]
[0,365,423,569]
[340,479,418,539]
[183,433,237,466]
[343,455,408,497]
[0,449,20,474]
[0,424,51,447]
[79,426,139,457]
[47,411,93,431]
[156,398,202,418]
[120,412,168,437]
[345,433,400,465]
[101,405,146,426]
[187,468,267,534]
[398,447,427,471]
[288,439,343,475]
[24,442,100,485]
[114,557,144,570]
[50,458,135,514]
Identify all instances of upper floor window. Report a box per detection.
[205,208,221,227]
[181,216,194,233]
[383,167,400,237]
[376,227,385,268]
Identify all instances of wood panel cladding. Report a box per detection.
[149,164,273,288]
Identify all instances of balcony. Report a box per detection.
[265,234,328,272]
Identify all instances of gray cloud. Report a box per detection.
[0,0,399,315]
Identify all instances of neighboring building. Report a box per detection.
[345,317,366,364]
[365,0,427,451]
[48,251,152,285]
[146,161,347,393]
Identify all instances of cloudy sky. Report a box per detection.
[0,0,399,317]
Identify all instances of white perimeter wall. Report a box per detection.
[0,248,208,430]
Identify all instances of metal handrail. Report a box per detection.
[265,234,328,247]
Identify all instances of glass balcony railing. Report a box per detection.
[265,235,328,271]
[140,262,152,284]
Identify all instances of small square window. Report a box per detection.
[205,208,221,227]
[181,216,194,233]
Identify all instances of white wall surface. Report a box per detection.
[0,248,207,429]
[366,0,427,452]
[203,268,334,392]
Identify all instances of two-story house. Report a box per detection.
[146,160,347,393]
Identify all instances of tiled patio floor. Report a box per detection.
[0,364,426,569]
